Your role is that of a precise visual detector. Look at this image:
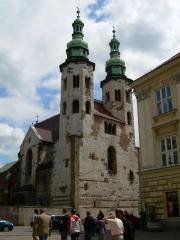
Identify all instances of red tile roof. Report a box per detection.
[33,101,123,141]
[94,100,123,123]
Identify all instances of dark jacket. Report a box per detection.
[60,214,70,233]
[84,216,95,233]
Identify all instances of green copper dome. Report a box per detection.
[67,39,88,49]
[106,27,126,78]
[106,57,125,67]
[66,8,89,60]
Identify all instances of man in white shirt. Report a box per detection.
[104,211,124,240]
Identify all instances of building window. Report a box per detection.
[72,99,79,113]
[63,78,67,90]
[104,122,108,133]
[126,90,131,103]
[108,123,112,134]
[84,183,88,190]
[104,122,116,135]
[107,146,117,174]
[166,191,179,217]
[127,112,132,125]
[73,75,79,88]
[156,85,172,114]
[62,102,66,115]
[64,159,69,167]
[160,136,178,167]
[129,170,134,183]
[115,89,121,101]
[26,149,32,178]
[112,124,116,135]
[85,77,90,89]
[85,101,91,114]
[106,92,110,102]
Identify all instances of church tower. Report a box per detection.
[101,28,133,125]
[52,9,95,207]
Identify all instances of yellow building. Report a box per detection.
[132,53,180,220]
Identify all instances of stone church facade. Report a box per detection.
[17,10,139,215]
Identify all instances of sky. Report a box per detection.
[0,0,180,167]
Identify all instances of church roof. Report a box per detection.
[34,114,59,141]
[32,101,122,142]
[94,100,123,123]
[33,127,53,143]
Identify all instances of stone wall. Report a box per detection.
[79,115,139,215]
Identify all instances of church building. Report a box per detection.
[17,9,139,215]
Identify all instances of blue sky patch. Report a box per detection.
[0,86,7,97]
[0,155,16,165]
[94,82,101,100]
[88,0,109,22]
[37,86,59,109]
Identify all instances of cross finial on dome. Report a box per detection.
[112,26,116,38]
[77,7,80,18]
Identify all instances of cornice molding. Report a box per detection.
[135,87,152,101]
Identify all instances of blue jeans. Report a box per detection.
[39,235,48,240]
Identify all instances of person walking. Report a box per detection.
[104,211,124,240]
[70,208,81,240]
[84,211,96,240]
[31,209,39,240]
[35,209,52,240]
[116,209,136,240]
[95,215,106,240]
[60,208,71,240]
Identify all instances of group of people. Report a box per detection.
[30,208,138,240]
[30,208,82,240]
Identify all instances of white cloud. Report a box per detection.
[42,75,60,89]
[0,95,50,125]
[0,123,24,160]
[0,0,180,163]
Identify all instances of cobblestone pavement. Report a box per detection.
[0,227,180,240]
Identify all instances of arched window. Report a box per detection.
[108,123,112,134]
[72,99,79,113]
[26,149,32,178]
[63,78,67,90]
[129,170,134,183]
[62,102,66,115]
[107,146,117,174]
[115,89,121,101]
[112,124,116,135]
[127,112,132,125]
[126,90,131,103]
[104,122,108,133]
[73,75,79,88]
[85,77,90,89]
[86,101,91,114]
